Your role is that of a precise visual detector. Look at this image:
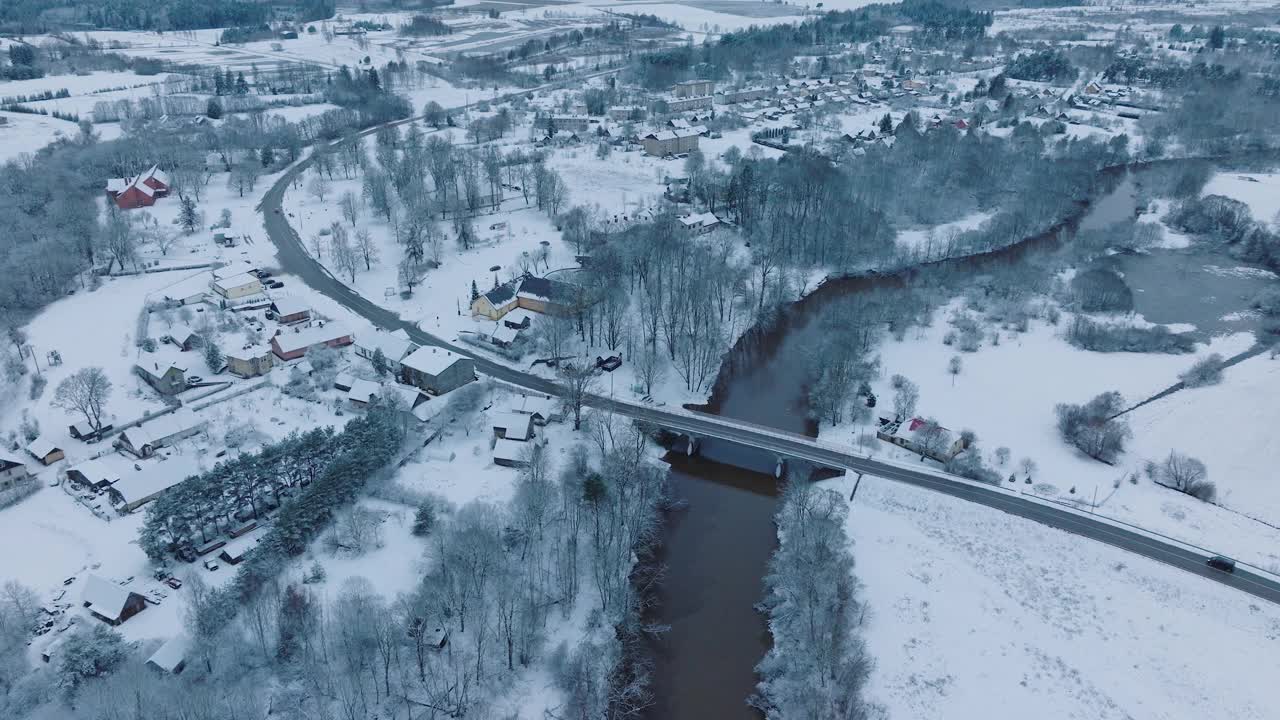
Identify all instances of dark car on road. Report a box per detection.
[1206,555,1236,573]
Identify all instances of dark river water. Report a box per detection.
[640,161,1276,719]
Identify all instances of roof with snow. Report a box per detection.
[491,411,534,441]
[0,452,25,470]
[516,275,578,304]
[26,437,60,459]
[271,296,310,318]
[81,575,141,623]
[212,272,262,292]
[120,409,206,451]
[272,323,351,354]
[109,451,204,508]
[146,635,190,673]
[347,378,381,404]
[493,438,532,463]
[491,324,521,344]
[401,346,467,377]
[355,330,417,362]
[68,455,124,487]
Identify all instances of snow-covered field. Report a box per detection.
[819,296,1280,571]
[833,472,1280,720]
[1202,172,1280,228]
[0,110,80,162]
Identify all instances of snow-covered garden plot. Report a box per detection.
[819,296,1280,568]
[830,472,1280,720]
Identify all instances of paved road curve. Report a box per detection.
[256,112,1280,608]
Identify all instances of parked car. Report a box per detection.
[1206,555,1236,573]
[165,577,183,590]
[203,560,220,571]
[595,355,622,372]
[186,375,203,385]
[267,280,285,289]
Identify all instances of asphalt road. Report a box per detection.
[256,102,1280,607]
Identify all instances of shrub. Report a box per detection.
[1070,268,1133,312]
[1179,353,1224,387]
[1055,391,1131,463]
[1065,316,1196,354]
[1157,451,1215,502]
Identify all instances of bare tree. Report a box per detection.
[559,364,598,431]
[340,191,360,227]
[54,367,112,431]
[308,174,330,203]
[948,355,962,385]
[355,228,379,271]
[1158,451,1215,501]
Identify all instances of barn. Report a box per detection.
[81,575,147,626]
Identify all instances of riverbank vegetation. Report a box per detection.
[752,481,878,720]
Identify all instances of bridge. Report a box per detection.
[255,102,1280,608]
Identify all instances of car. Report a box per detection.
[165,577,183,590]
[267,280,285,289]
[186,375,203,385]
[595,355,622,372]
[1206,555,1236,573]
[204,560,220,571]
[62,577,75,586]
[256,270,273,279]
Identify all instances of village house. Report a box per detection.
[399,347,476,396]
[507,393,560,425]
[642,128,701,157]
[69,420,112,443]
[118,409,207,458]
[26,437,64,466]
[487,322,522,349]
[134,355,187,395]
[679,212,722,235]
[471,275,581,320]
[270,296,311,324]
[224,344,274,378]
[106,166,169,210]
[716,86,772,105]
[876,416,970,463]
[81,575,148,626]
[0,453,30,492]
[270,323,353,361]
[210,271,264,301]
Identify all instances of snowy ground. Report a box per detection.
[830,472,1280,720]
[0,110,80,162]
[1202,171,1280,228]
[819,296,1280,571]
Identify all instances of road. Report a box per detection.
[256,101,1280,607]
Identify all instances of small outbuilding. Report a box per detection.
[26,437,64,466]
[146,636,191,674]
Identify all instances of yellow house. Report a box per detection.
[471,282,519,320]
[211,272,263,300]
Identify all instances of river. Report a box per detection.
[641,167,1152,720]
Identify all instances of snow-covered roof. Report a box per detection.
[508,394,557,418]
[212,272,262,291]
[167,324,199,344]
[0,451,25,469]
[271,296,310,318]
[491,411,534,441]
[491,324,520,344]
[81,575,139,623]
[224,343,272,362]
[355,330,416,362]
[121,409,205,451]
[68,456,124,487]
[348,378,381,404]
[146,635,190,673]
[504,308,533,326]
[106,178,128,193]
[26,437,60,459]
[679,212,720,229]
[110,452,203,508]
[401,346,466,377]
[493,438,531,463]
[272,324,351,354]
[334,372,354,390]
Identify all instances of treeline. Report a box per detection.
[398,13,451,37]
[0,0,334,33]
[630,2,990,89]
[752,482,877,719]
[1004,49,1077,83]
[1169,194,1280,272]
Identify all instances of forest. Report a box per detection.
[0,0,335,33]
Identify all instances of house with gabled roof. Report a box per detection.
[400,346,475,396]
[81,575,147,625]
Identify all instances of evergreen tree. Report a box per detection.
[204,339,223,373]
[179,195,199,234]
[261,146,274,168]
[235,71,250,95]
[1209,25,1225,49]
[205,97,223,119]
[471,279,480,301]
[412,501,435,536]
[371,347,388,376]
[878,113,892,134]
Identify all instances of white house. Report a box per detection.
[354,329,417,372]
[118,409,207,458]
[491,411,534,441]
[81,575,147,625]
